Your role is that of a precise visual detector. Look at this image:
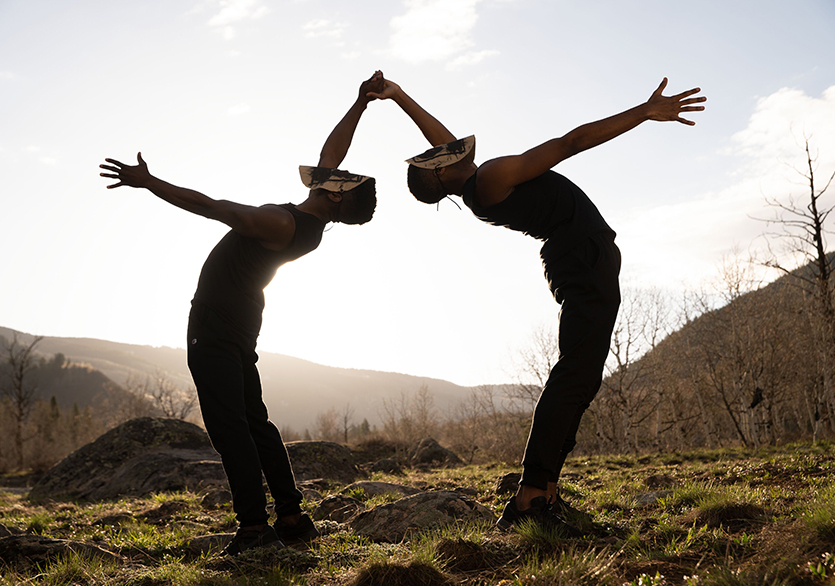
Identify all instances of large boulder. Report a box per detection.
[29,417,225,502]
[286,441,359,483]
[349,491,496,542]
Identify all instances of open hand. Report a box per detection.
[99,152,152,189]
[359,70,384,103]
[646,78,706,126]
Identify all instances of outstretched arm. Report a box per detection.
[318,70,384,167]
[476,78,707,206]
[367,78,457,147]
[99,153,296,250]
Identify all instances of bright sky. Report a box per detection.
[2,0,835,387]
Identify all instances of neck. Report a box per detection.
[445,163,478,196]
[297,195,336,223]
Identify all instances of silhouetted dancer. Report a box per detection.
[100,71,384,555]
[369,75,706,532]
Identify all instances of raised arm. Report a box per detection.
[367,78,457,147]
[476,78,707,205]
[99,153,296,250]
[318,70,384,168]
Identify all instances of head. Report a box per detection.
[407,164,447,204]
[335,177,377,224]
[405,135,476,204]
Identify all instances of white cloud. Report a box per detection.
[207,0,270,40]
[228,102,251,116]
[303,19,347,39]
[446,49,499,71]
[0,71,15,80]
[389,0,487,63]
[619,85,835,288]
[727,86,835,178]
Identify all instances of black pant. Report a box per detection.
[520,232,621,490]
[187,302,303,526]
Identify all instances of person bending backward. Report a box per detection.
[369,76,706,531]
[99,71,384,555]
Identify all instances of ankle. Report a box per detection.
[279,513,302,526]
[515,485,549,511]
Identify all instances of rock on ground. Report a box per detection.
[313,495,365,523]
[0,535,122,571]
[495,472,521,495]
[341,481,422,498]
[349,491,496,542]
[29,417,225,502]
[368,458,403,475]
[286,441,360,484]
[410,438,462,467]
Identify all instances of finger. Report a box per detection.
[673,87,702,100]
[679,106,706,112]
[677,117,696,126]
[104,158,125,167]
[137,152,145,165]
[100,172,120,179]
[106,181,124,189]
[653,77,668,96]
[99,164,119,172]
[680,96,707,105]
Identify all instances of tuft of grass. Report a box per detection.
[14,550,121,586]
[512,517,576,550]
[515,546,618,586]
[350,560,452,586]
[802,485,835,541]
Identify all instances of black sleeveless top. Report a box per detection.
[192,204,325,336]
[462,169,614,258]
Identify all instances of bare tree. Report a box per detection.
[122,371,197,421]
[507,324,559,412]
[314,407,339,442]
[380,385,438,444]
[1,334,44,470]
[755,137,835,438]
[340,403,354,444]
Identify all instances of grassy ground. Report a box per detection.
[2,442,835,585]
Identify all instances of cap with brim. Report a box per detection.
[299,166,373,192]
[405,135,475,169]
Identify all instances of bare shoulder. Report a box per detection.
[258,204,295,225]
[255,204,296,251]
[472,156,519,207]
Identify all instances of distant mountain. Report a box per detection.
[0,326,475,433]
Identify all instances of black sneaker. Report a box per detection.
[223,525,284,557]
[273,513,320,543]
[497,495,575,534]
[552,493,593,526]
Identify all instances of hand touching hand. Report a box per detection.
[646,78,706,126]
[99,152,152,189]
[365,75,401,101]
[359,70,384,103]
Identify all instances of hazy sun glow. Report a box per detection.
[1,0,834,386]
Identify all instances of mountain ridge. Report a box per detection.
[0,326,478,433]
